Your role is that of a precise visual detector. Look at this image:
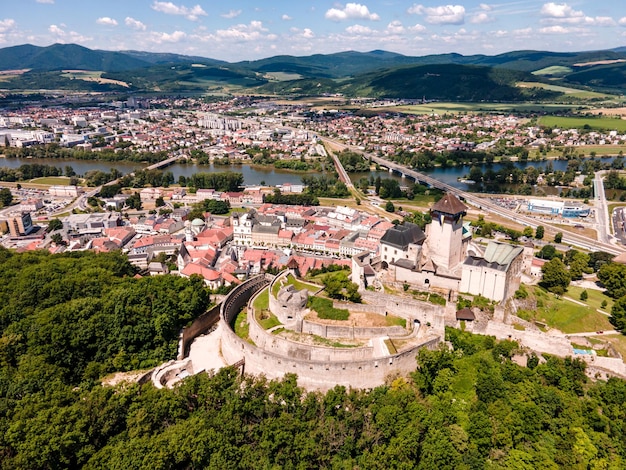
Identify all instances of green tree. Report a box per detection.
[537,244,558,260]
[554,232,563,243]
[155,196,165,207]
[523,226,533,238]
[580,290,588,301]
[610,296,626,332]
[541,258,571,294]
[569,251,591,280]
[385,201,395,213]
[598,263,626,298]
[535,225,545,239]
[47,218,63,232]
[0,187,13,207]
[50,233,65,245]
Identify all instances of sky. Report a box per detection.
[1,0,625,62]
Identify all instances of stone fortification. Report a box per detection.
[358,291,446,335]
[300,321,407,340]
[219,272,443,391]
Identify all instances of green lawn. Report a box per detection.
[539,115,626,132]
[308,296,350,321]
[233,309,250,341]
[517,286,613,334]
[566,285,613,313]
[386,315,406,328]
[253,288,269,311]
[29,176,72,185]
[272,273,321,297]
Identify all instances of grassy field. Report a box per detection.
[61,70,129,87]
[28,176,73,185]
[538,115,626,132]
[517,81,613,100]
[308,296,350,321]
[272,273,321,297]
[551,222,597,240]
[566,285,613,313]
[391,102,580,114]
[253,288,270,311]
[531,67,573,76]
[264,72,304,81]
[234,309,251,341]
[517,286,613,334]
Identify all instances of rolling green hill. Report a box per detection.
[1,43,626,97]
[257,64,559,101]
[0,43,150,72]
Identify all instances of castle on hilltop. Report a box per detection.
[353,192,523,302]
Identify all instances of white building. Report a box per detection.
[460,241,524,302]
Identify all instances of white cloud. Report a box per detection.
[36,0,54,3]
[540,2,582,19]
[594,17,616,27]
[221,10,242,19]
[620,17,626,26]
[302,28,314,38]
[409,23,426,33]
[151,1,207,21]
[386,20,405,34]
[125,17,147,31]
[479,3,492,11]
[150,30,187,43]
[48,24,92,43]
[470,12,493,24]
[346,24,374,34]
[325,3,380,22]
[539,25,578,34]
[0,19,16,33]
[408,4,466,25]
[96,17,118,26]
[214,21,270,41]
[282,14,292,21]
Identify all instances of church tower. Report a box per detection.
[426,193,468,272]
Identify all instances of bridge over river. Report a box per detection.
[321,137,626,256]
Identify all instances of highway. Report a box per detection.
[320,136,626,256]
[594,170,611,244]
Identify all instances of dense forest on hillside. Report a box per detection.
[1,248,626,468]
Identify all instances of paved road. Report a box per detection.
[594,170,611,244]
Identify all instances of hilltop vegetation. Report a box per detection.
[0,248,625,467]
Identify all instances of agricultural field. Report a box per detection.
[61,70,129,87]
[531,66,573,76]
[517,81,613,100]
[538,115,626,132]
[391,101,579,115]
[264,72,304,81]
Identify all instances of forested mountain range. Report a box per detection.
[1,43,625,98]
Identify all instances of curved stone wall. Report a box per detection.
[219,272,442,391]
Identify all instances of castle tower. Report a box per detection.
[426,193,468,272]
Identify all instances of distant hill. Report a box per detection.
[0,43,151,72]
[120,50,227,67]
[258,63,559,101]
[1,42,625,96]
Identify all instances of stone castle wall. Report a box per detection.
[301,320,407,339]
[219,274,442,391]
[178,303,221,360]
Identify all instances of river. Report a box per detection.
[0,156,619,190]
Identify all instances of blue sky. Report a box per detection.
[1,1,625,61]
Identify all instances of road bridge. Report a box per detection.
[320,136,626,256]
[145,154,186,171]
